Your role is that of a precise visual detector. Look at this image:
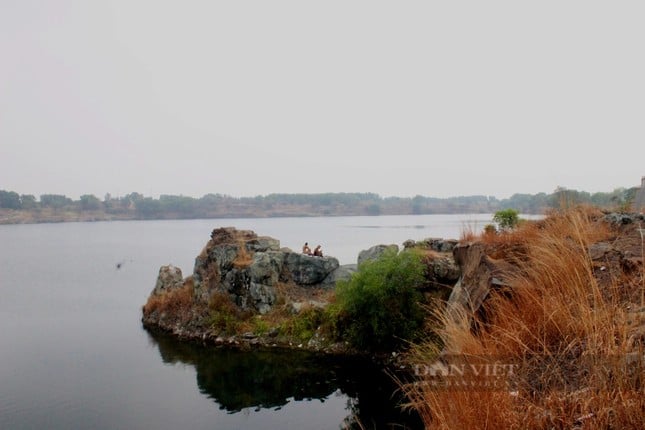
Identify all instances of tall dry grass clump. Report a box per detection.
[143,281,194,317]
[404,207,645,429]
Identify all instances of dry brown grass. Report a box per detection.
[459,222,480,243]
[639,221,645,308]
[232,240,253,269]
[142,281,194,317]
[404,206,645,429]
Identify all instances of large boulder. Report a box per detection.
[322,264,357,285]
[357,244,398,266]
[248,251,284,286]
[282,252,340,285]
[421,253,461,291]
[153,265,184,296]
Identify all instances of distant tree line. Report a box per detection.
[0,186,640,221]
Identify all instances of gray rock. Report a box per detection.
[207,243,241,271]
[249,282,276,314]
[248,251,284,286]
[603,212,645,225]
[322,264,357,285]
[151,227,352,317]
[357,244,398,266]
[282,252,340,285]
[247,236,280,252]
[402,239,416,249]
[426,255,461,284]
[404,238,459,253]
[438,239,459,253]
[152,265,184,295]
[423,238,445,251]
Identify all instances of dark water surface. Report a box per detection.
[0,215,496,429]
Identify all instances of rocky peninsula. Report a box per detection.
[141,226,461,355]
[142,211,645,355]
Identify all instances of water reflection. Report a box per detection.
[147,330,422,429]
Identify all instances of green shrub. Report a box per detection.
[208,310,239,334]
[207,292,242,334]
[493,208,520,231]
[252,317,270,336]
[328,249,426,351]
[281,306,324,342]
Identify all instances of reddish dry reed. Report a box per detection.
[404,207,645,429]
[142,282,194,317]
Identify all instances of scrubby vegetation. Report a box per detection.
[492,208,521,231]
[207,292,247,334]
[328,249,427,351]
[142,282,195,322]
[281,306,326,343]
[403,207,645,429]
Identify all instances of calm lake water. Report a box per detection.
[0,214,500,429]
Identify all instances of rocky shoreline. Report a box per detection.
[141,226,462,359]
[141,212,645,364]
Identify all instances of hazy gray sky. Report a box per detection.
[1,1,643,200]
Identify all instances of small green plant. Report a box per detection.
[328,248,426,351]
[281,306,324,342]
[207,292,242,334]
[252,316,270,336]
[493,208,520,231]
[208,311,239,334]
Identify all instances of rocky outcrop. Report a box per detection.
[145,226,467,354]
[323,264,357,285]
[422,253,461,291]
[398,238,462,292]
[603,212,645,225]
[155,227,347,315]
[404,238,459,254]
[152,265,184,296]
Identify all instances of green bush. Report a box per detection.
[493,208,520,231]
[281,307,324,342]
[207,292,243,334]
[328,249,426,351]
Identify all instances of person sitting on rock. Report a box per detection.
[302,242,312,255]
[313,245,323,257]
